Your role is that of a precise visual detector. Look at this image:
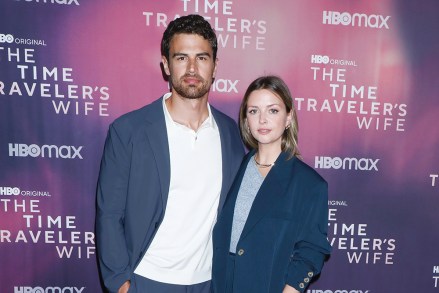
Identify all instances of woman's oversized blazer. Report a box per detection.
[212,151,332,293]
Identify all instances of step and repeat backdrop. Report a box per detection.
[1,0,438,292]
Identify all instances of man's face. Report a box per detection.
[162,33,218,100]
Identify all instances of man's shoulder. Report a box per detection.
[112,97,163,129]
[105,98,165,145]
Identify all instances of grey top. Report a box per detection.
[229,155,264,253]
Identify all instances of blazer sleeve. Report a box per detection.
[285,180,332,292]
[96,123,132,293]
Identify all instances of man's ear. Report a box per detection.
[162,56,170,76]
[212,58,219,79]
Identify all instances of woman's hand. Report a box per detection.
[282,284,300,293]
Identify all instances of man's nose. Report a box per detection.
[187,58,197,73]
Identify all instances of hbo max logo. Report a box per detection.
[322,11,390,29]
[0,34,14,43]
[315,156,379,171]
[211,79,239,93]
[14,287,85,293]
[8,143,83,159]
[307,290,369,293]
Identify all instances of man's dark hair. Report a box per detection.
[161,14,218,61]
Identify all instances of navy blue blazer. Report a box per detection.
[96,97,244,292]
[212,151,331,293]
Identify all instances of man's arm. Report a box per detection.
[96,123,132,292]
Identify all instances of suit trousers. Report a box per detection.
[128,273,211,293]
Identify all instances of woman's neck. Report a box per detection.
[255,144,281,166]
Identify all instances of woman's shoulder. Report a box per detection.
[289,156,327,185]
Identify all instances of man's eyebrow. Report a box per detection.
[171,52,211,58]
[172,52,188,58]
[196,52,211,57]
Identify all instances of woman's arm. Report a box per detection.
[285,180,332,292]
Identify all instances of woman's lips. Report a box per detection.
[257,129,271,135]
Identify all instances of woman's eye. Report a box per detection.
[269,109,279,114]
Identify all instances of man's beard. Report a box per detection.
[170,74,212,100]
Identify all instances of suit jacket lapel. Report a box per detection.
[216,152,251,248]
[239,152,293,240]
[211,107,233,212]
[143,98,171,210]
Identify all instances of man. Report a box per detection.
[96,14,244,293]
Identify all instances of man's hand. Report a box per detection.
[118,280,131,293]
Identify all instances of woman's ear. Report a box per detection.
[286,111,293,128]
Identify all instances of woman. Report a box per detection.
[212,76,331,293]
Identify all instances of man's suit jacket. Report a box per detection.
[96,97,244,293]
[212,151,331,293]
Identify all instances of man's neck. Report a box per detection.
[165,93,210,131]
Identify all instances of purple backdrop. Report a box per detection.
[1,0,438,292]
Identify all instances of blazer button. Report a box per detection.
[299,283,305,289]
[237,248,245,256]
[304,277,310,283]
[308,272,314,277]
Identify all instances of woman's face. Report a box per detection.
[245,89,292,150]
